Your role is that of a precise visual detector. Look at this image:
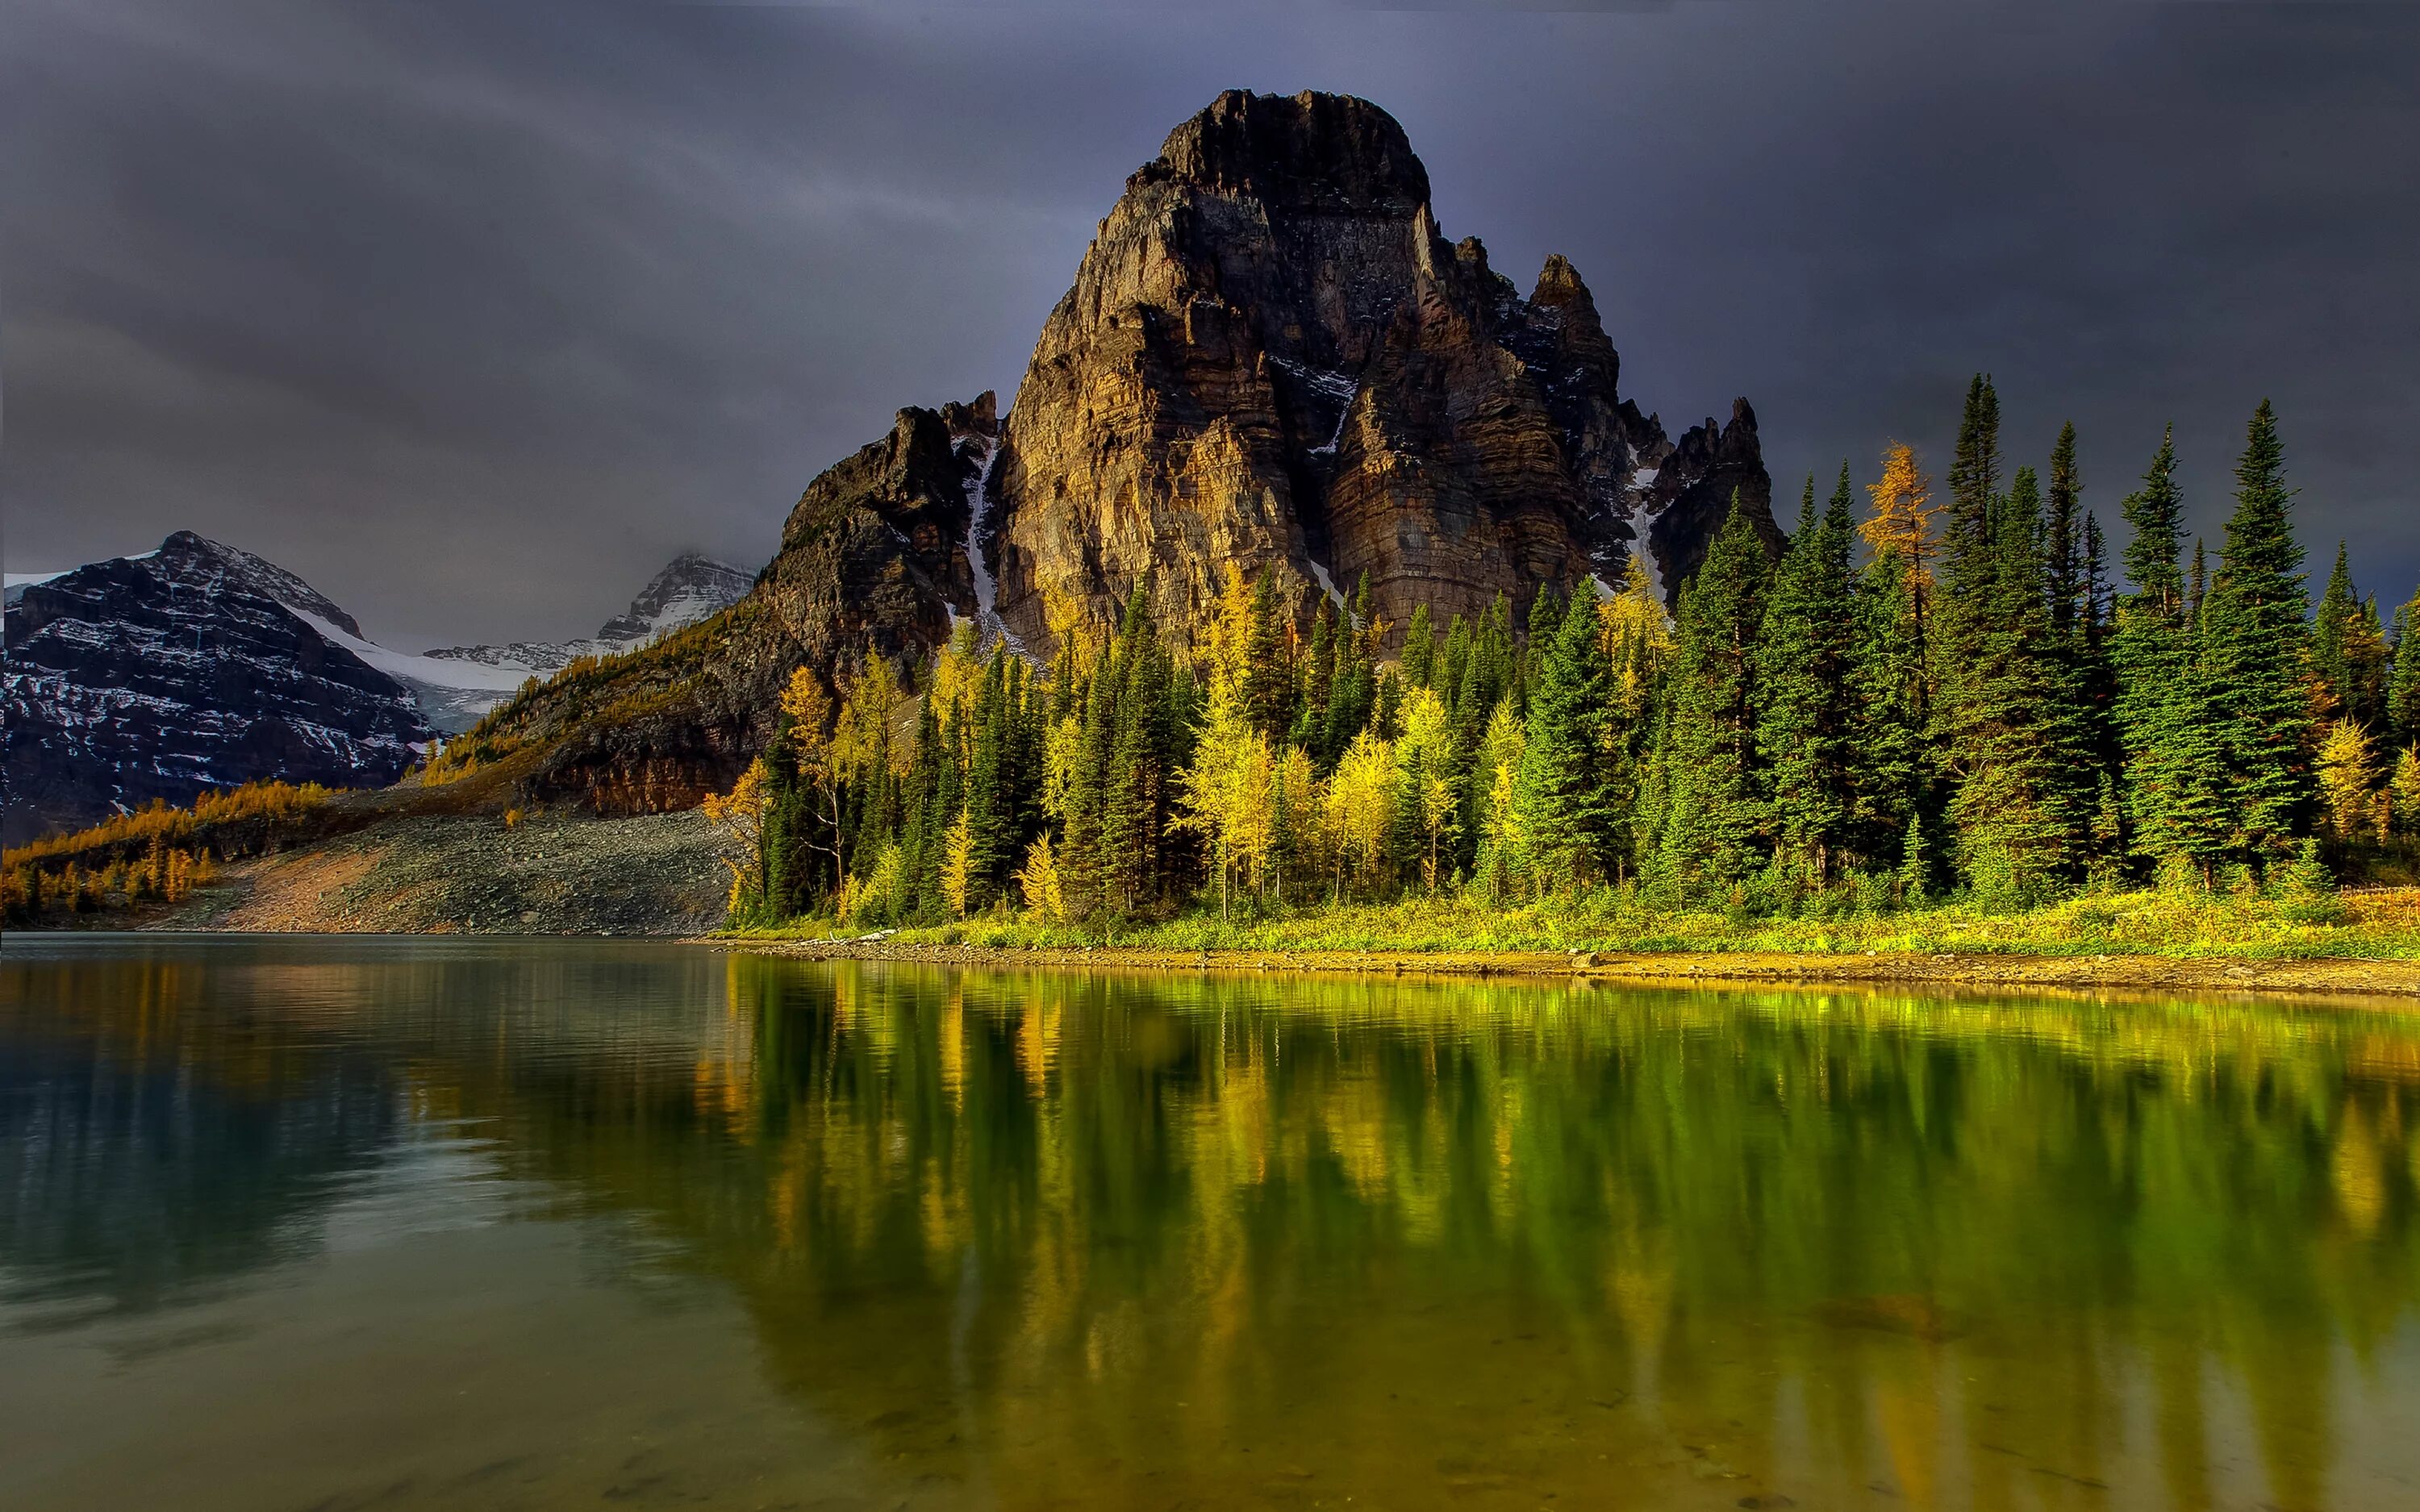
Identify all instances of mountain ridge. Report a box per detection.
[443,88,1781,817]
[3,535,751,842]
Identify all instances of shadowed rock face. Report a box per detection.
[1644,400,1786,592]
[490,398,996,814]
[987,88,1775,649]
[2,532,430,844]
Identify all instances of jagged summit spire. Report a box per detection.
[1142,90,1430,215]
[989,85,1775,645]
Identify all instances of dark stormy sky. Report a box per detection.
[5,2,2417,650]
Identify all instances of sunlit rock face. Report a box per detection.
[455,90,1784,814]
[987,88,1776,651]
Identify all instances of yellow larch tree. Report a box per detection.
[701,759,774,912]
[1863,443,1939,586]
[1598,549,1673,727]
[1324,730,1396,899]
[940,809,975,918]
[1396,685,1460,890]
[1016,833,1066,924]
[779,666,846,895]
[830,652,901,782]
[2390,746,2420,836]
[1175,677,1275,919]
[2315,719,2377,839]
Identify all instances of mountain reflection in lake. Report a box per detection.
[4,935,2419,1510]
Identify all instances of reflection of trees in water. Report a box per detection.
[10,946,2418,1504]
[0,956,399,1318]
[424,959,2420,1506]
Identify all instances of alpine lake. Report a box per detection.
[4,935,2418,1510]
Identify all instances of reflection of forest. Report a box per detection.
[7,945,2420,1507]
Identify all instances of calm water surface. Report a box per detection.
[4,935,2419,1510]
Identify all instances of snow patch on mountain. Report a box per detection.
[6,570,69,605]
[407,552,751,730]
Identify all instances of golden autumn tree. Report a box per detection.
[1598,549,1674,727]
[701,759,774,914]
[2315,719,2377,840]
[1016,833,1066,924]
[779,665,849,895]
[830,652,900,782]
[1324,730,1396,899]
[1396,685,1460,890]
[1862,443,1939,587]
[941,809,975,918]
[2392,747,2420,836]
[1175,677,1275,920]
[1203,561,1258,705]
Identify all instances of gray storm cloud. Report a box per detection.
[4,1,2415,648]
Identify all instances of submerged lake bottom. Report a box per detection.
[3,936,2418,1510]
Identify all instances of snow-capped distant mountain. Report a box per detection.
[2,536,756,844]
[3,532,432,845]
[409,552,751,731]
[596,552,753,643]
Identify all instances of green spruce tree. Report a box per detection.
[2199,399,2314,860]
[1755,473,1860,883]
[1660,494,1773,897]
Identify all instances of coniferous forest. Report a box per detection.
[716,386,2420,936]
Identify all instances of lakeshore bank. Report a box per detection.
[723,936,2420,999]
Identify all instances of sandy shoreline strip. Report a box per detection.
[718,937,2420,1000]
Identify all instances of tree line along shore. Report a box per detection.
[11,381,2420,973]
[707,383,2420,961]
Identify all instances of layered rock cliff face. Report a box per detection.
[986,89,1775,648]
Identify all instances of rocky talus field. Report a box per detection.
[151,806,726,935]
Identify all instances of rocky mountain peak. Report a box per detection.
[595,552,753,644]
[1145,89,1430,216]
[1642,398,1785,590]
[4,535,428,843]
[152,530,367,639]
[983,88,1775,648]
[446,90,1783,816]
[937,389,999,444]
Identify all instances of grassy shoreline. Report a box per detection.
[719,885,2420,998]
[718,936,2420,998]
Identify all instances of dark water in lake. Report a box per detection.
[4,935,2419,1510]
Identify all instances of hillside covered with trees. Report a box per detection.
[711,386,2419,941]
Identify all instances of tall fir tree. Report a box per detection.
[2045,421,2084,640]
[2036,425,2106,868]
[2390,587,2420,748]
[1401,603,1436,689]
[1657,494,1773,896]
[1508,593,1617,887]
[1934,375,2004,761]
[2311,543,2390,727]
[1240,567,1291,739]
[1850,535,1930,869]
[2200,399,2314,860]
[1756,473,1861,882]
[1942,373,2003,603]
[1942,465,2072,885]
[961,650,1014,910]
[2313,544,2358,717]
